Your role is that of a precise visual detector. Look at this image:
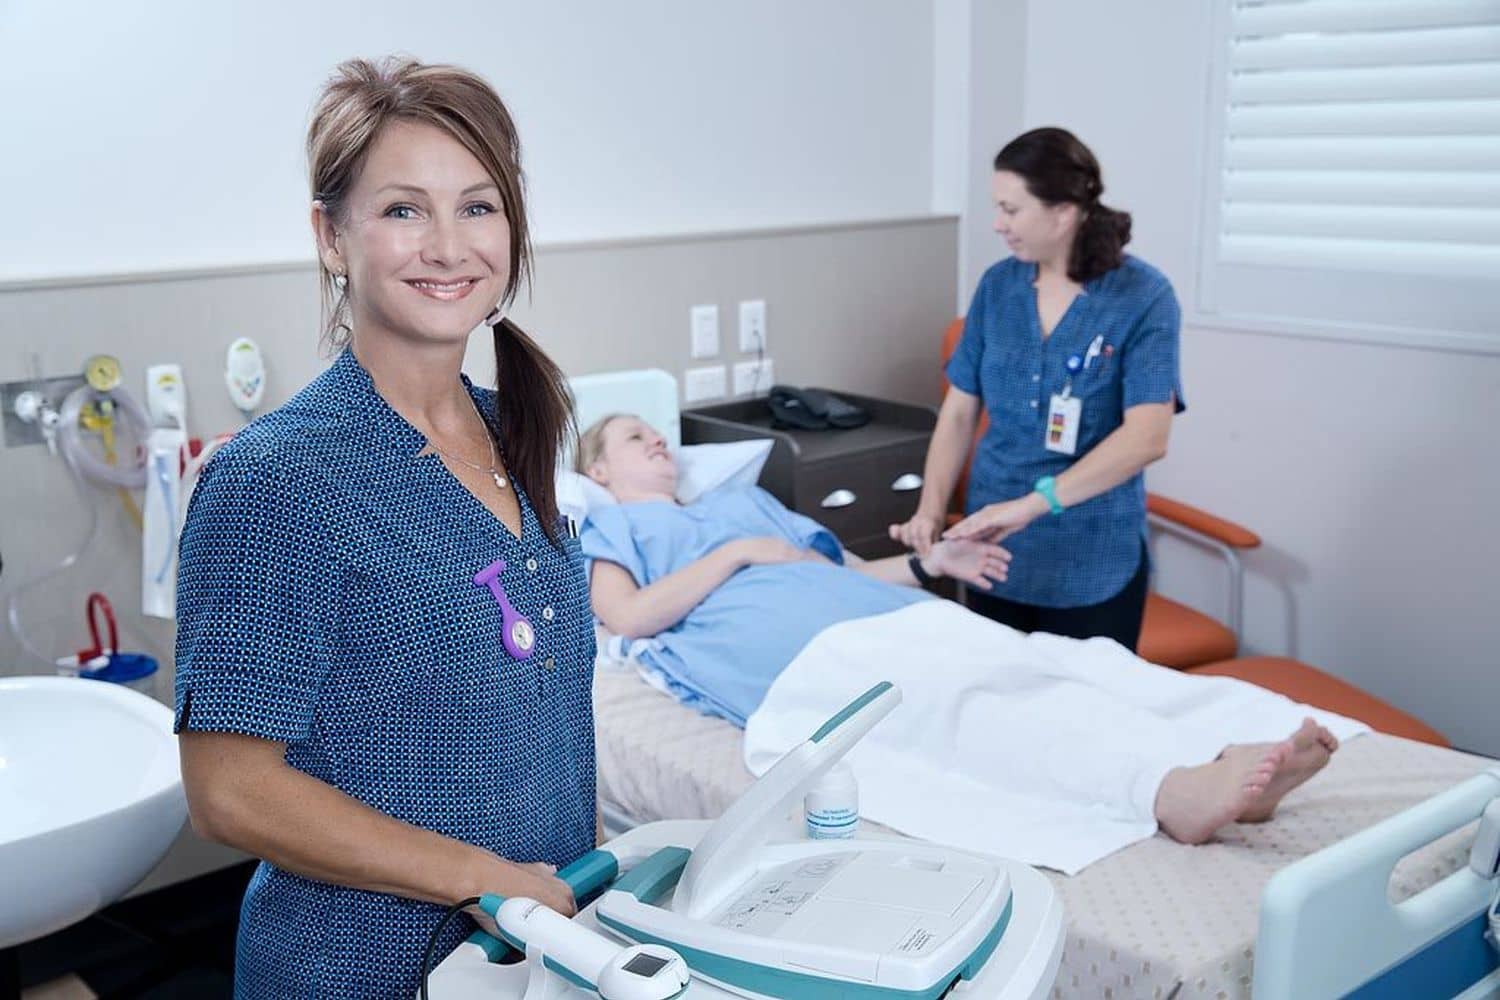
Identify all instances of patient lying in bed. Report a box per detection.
[576,414,1342,849]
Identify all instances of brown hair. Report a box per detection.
[993,127,1131,284]
[307,57,574,544]
[574,413,629,476]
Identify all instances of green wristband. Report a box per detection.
[1033,475,1065,515]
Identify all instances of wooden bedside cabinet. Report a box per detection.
[680,391,937,559]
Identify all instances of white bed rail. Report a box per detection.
[1254,767,1500,999]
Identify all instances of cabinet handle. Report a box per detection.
[820,489,857,509]
[890,473,924,492]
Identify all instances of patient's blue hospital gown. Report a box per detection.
[580,487,929,724]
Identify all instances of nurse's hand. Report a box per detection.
[889,511,942,556]
[465,860,578,932]
[943,494,1048,544]
[922,539,1011,590]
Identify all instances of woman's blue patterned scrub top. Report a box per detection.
[173,349,597,999]
[947,256,1184,609]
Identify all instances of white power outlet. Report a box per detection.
[738,299,767,353]
[684,365,727,403]
[732,358,774,397]
[690,304,720,359]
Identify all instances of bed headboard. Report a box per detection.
[567,369,680,465]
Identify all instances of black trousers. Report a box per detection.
[963,542,1151,652]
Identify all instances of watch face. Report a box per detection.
[511,619,535,651]
[84,354,123,392]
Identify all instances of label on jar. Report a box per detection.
[805,806,859,840]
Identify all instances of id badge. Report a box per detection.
[1045,393,1081,455]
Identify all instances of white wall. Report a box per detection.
[0,0,935,281]
[1015,0,1500,756]
[950,0,1029,310]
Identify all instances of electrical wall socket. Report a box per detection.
[732,358,774,397]
[738,299,767,353]
[690,304,720,359]
[683,365,727,403]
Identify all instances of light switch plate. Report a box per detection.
[690,304,720,359]
[684,365,727,403]
[732,358,774,397]
[738,299,767,353]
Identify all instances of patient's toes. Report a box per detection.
[1291,718,1321,749]
[1238,734,1331,824]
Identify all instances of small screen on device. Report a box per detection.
[623,953,669,977]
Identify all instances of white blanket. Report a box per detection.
[743,601,1370,874]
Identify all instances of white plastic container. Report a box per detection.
[804,761,859,839]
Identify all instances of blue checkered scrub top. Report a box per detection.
[946,256,1185,608]
[173,349,597,999]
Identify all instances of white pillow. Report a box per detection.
[557,439,774,522]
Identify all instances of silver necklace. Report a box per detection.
[427,395,508,491]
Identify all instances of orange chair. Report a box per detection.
[936,318,1448,746]
[1186,658,1448,746]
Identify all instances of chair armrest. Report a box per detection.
[1146,493,1261,550]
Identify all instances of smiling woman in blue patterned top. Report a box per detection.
[173,58,595,998]
[892,128,1185,652]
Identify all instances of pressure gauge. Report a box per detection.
[83,354,123,393]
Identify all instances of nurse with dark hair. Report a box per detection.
[892,127,1185,652]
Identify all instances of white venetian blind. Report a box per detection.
[1218,0,1500,278]
[1198,0,1500,349]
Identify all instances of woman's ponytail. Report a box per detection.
[1068,203,1131,285]
[490,318,575,546]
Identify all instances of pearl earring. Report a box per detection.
[333,272,347,290]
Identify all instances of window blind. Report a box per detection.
[1196,0,1500,349]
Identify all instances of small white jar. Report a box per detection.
[804,761,859,840]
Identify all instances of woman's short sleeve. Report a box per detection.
[578,506,650,585]
[173,456,337,743]
[944,273,994,397]
[1121,284,1186,413]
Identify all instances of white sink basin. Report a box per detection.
[0,675,186,948]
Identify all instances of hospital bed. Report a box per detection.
[592,665,1495,999]
[571,369,1499,999]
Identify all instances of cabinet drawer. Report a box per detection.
[795,444,927,545]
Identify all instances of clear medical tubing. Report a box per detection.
[5,445,102,670]
[56,385,150,490]
[5,385,149,668]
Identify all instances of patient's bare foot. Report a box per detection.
[1155,741,1289,845]
[1236,718,1335,823]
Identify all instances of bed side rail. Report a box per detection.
[1253,768,1500,999]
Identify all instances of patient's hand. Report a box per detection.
[726,536,812,568]
[922,538,1011,590]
